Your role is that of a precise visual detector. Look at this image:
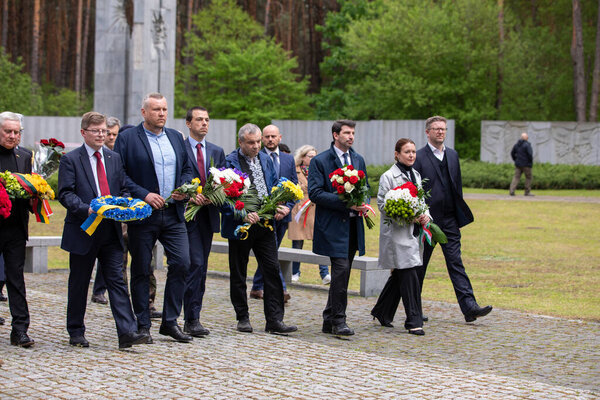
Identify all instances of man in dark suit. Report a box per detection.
[114,93,194,343]
[413,115,492,323]
[0,111,34,347]
[182,106,225,337]
[249,124,297,301]
[221,123,296,334]
[308,119,369,336]
[58,111,149,349]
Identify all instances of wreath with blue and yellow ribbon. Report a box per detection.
[80,195,152,236]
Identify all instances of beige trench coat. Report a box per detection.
[288,166,315,240]
[377,164,428,270]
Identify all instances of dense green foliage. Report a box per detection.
[316,0,598,160]
[366,161,600,193]
[0,50,43,114]
[175,0,312,129]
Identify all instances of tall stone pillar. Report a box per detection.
[94,0,176,125]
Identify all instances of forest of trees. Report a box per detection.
[2,0,600,158]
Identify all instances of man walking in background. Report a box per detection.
[413,115,492,323]
[509,132,534,196]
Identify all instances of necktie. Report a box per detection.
[343,152,349,166]
[271,152,280,177]
[94,151,110,196]
[196,143,206,185]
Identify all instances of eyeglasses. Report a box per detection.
[428,127,447,132]
[84,129,110,135]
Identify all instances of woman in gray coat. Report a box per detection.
[370,138,429,335]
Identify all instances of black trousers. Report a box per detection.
[371,268,423,330]
[416,214,477,315]
[228,224,284,324]
[324,217,358,326]
[67,222,137,337]
[0,226,29,332]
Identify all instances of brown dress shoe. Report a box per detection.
[91,293,108,305]
[249,290,263,299]
[283,291,291,303]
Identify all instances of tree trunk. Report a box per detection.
[572,0,587,122]
[264,0,271,35]
[496,0,504,116]
[80,0,92,96]
[74,0,83,94]
[590,0,600,121]
[1,0,8,49]
[31,0,40,84]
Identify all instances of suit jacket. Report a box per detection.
[260,148,298,223]
[58,145,127,255]
[184,138,226,233]
[0,146,32,237]
[114,123,193,223]
[308,143,367,258]
[220,149,282,239]
[413,144,474,228]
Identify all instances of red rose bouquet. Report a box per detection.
[33,137,65,179]
[383,180,447,245]
[329,165,375,229]
[0,181,12,219]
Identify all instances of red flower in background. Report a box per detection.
[40,139,49,146]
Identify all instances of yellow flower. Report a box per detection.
[196,186,203,194]
[192,177,201,185]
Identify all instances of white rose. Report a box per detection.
[337,177,344,185]
[344,182,355,193]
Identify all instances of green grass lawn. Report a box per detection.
[33,192,600,321]
[464,188,600,197]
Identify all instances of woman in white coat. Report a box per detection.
[370,138,429,335]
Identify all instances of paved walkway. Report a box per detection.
[1,270,598,399]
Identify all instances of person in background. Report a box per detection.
[288,145,330,285]
[509,132,534,196]
[370,138,427,335]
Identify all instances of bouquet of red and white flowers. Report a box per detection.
[382,181,447,245]
[329,165,375,229]
[33,138,65,179]
[179,167,259,222]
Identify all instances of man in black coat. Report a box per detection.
[0,111,34,347]
[509,132,534,196]
[413,116,492,323]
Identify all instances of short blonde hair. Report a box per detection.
[294,145,317,166]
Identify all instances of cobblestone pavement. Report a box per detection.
[0,270,598,399]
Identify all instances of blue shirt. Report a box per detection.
[144,127,176,199]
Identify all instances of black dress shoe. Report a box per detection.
[408,327,425,336]
[237,319,253,333]
[119,331,150,349]
[149,309,163,319]
[139,327,153,344]
[371,313,393,328]
[465,305,493,322]
[91,293,108,305]
[159,324,193,343]
[332,323,355,336]
[184,320,210,337]
[322,321,332,334]
[10,331,34,348]
[265,320,297,334]
[0,292,7,301]
[0,316,4,325]
[69,335,89,347]
[422,315,429,322]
